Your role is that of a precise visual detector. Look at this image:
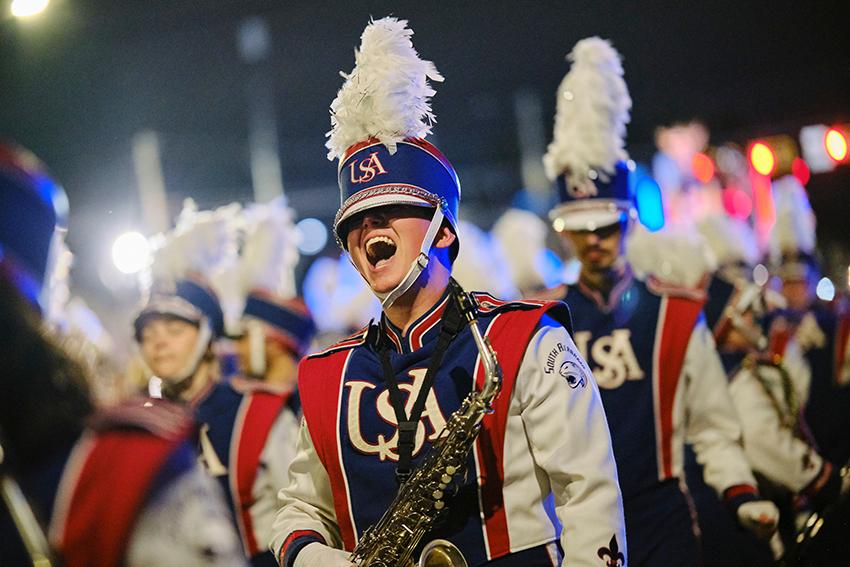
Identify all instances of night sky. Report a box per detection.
[1,0,848,317]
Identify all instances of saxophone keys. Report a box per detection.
[441,474,452,484]
[433,490,444,500]
[434,500,445,510]
[445,465,457,475]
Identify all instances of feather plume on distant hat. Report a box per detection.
[543,37,631,191]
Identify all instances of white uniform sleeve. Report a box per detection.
[253,406,300,553]
[515,318,627,567]
[729,363,822,492]
[682,320,757,495]
[269,415,344,561]
[125,464,248,567]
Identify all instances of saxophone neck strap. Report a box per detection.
[378,288,466,484]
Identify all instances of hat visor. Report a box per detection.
[549,201,631,232]
[334,187,438,246]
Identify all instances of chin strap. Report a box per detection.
[373,205,446,310]
[246,319,267,377]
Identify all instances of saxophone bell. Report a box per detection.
[418,539,468,567]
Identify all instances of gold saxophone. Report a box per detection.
[350,283,502,567]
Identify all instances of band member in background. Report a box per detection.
[540,38,778,566]
[0,141,245,566]
[235,198,316,390]
[134,201,298,566]
[271,18,626,567]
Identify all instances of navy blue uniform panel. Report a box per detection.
[196,382,244,521]
[564,279,663,498]
[683,445,773,567]
[623,480,698,567]
[803,304,850,466]
[704,275,736,334]
[339,326,489,565]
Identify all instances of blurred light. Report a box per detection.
[111,231,150,274]
[692,153,715,183]
[10,0,48,17]
[799,124,835,174]
[816,277,835,301]
[753,264,770,287]
[749,142,776,176]
[296,218,328,256]
[635,176,665,231]
[751,173,775,237]
[825,128,848,162]
[723,187,753,219]
[791,157,811,186]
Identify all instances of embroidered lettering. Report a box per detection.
[349,152,388,184]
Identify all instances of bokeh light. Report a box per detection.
[825,128,848,162]
[296,218,329,256]
[749,142,776,176]
[10,0,49,18]
[111,231,151,274]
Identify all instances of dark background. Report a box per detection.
[1,0,848,320]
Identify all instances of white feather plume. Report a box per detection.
[325,16,444,160]
[626,223,717,288]
[452,220,519,299]
[697,214,760,268]
[543,37,631,188]
[491,208,562,293]
[239,197,300,298]
[144,198,242,295]
[769,174,816,260]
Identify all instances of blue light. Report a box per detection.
[635,176,665,232]
[296,218,329,256]
[816,277,835,301]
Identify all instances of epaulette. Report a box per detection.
[471,291,550,315]
[229,376,291,397]
[87,397,193,441]
[525,284,569,301]
[305,325,369,359]
[645,275,708,303]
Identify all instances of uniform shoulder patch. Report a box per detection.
[88,397,193,441]
[306,326,369,359]
[645,275,708,303]
[229,376,290,397]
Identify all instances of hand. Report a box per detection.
[293,542,355,567]
[737,500,779,540]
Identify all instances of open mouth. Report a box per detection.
[365,235,397,269]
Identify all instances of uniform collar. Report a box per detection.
[575,265,633,313]
[381,286,452,354]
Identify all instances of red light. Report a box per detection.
[749,142,776,176]
[692,153,715,183]
[723,186,752,219]
[825,128,848,162]
[791,157,811,185]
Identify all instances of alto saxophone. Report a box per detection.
[350,283,502,567]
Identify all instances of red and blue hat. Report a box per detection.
[549,160,636,232]
[242,290,316,356]
[0,142,68,306]
[134,276,226,341]
[333,136,460,248]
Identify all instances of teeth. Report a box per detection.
[366,235,394,250]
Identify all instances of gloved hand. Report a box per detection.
[293,542,354,567]
[737,500,780,540]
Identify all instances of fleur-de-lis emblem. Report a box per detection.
[597,534,624,567]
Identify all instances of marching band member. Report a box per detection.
[541,38,778,566]
[134,200,297,566]
[271,17,625,567]
[0,142,245,566]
